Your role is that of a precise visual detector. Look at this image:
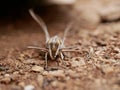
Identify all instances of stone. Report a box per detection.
[18,82,25,87]
[102,65,114,74]
[48,70,65,77]
[1,77,11,84]
[24,85,35,90]
[37,75,43,87]
[31,66,44,72]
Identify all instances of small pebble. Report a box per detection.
[0,66,6,71]
[24,85,35,90]
[48,70,65,77]
[31,65,44,72]
[71,57,86,67]
[1,77,11,84]
[25,59,35,64]
[11,85,21,90]
[18,82,25,87]
[4,74,10,77]
[51,81,58,87]
[42,71,48,76]
[79,59,86,66]
[13,71,19,75]
[102,65,114,74]
[37,75,43,87]
[71,61,80,67]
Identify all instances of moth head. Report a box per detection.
[46,36,62,59]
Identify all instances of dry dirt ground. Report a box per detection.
[0,0,120,90]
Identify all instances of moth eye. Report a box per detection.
[57,39,61,45]
[46,40,52,48]
[59,40,62,44]
[47,40,50,44]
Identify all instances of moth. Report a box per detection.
[28,9,77,68]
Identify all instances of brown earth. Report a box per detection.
[0,0,120,90]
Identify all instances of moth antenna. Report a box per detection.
[29,8,50,42]
[62,22,73,46]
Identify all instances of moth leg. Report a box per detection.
[27,46,48,52]
[61,49,80,52]
[60,52,64,60]
[45,52,48,69]
[62,45,79,50]
[57,52,65,66]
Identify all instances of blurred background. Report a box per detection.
[0,0,75,18]
[0,0,120,48]
[0,0,120,28]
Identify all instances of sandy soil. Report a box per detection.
[0,0,120,90]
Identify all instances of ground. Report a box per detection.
[0,0,120,90]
